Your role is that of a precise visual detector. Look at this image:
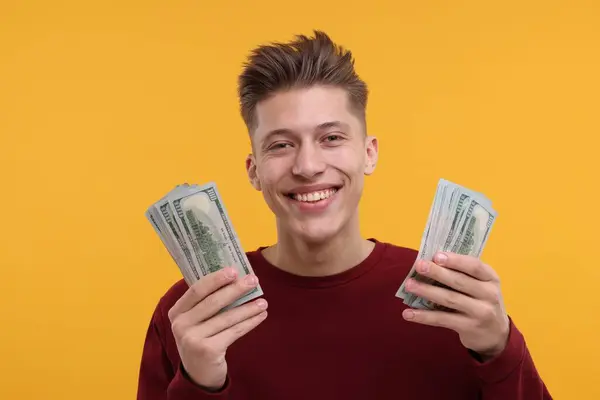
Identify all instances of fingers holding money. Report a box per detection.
[189,273,262,323]
[206,309,268,351]
[402,252,511,357]
[168,267,239,322]
[432,252,499,283]
[192,298,268,345]
[170,271,262,330]
[403,277,480,315]
[402,308,471,330]
[410,258,498,303]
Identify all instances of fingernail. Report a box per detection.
[435,253,448,265]
[256,299,268,309]
[403,309,415,320]
[244,275,258,286]
[418,261,429,274]
[224,267,236,279]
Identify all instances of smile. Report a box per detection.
[286,187,341,203]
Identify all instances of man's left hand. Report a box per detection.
[402,252,510,360]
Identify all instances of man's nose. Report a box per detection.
[291,143,326,179]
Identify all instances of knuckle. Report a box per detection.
[183,333,209,354]
[190,281,205,297]
[427,261,440,277]
[220,310,240,328]
[237,276,253,290]
[430,315,447,328]
[201,292,221,311]
[213,267,237,288]
[215,269,231,284]
[171,319,186,338]
[231,321,248,337]
[478,304,496,323]
[465,319,479,333]
[491,271,501,283]
[444,291,461,308]
[451,275,467,292]
[167,307,176,323]
[414,311,428,323]
[491,286,502,304]
[194,340,213,357]
[472,261,484,276]
[179,331,194,347]
[483,283,502,304]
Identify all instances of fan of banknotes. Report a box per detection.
[395,178,497,310]
[145,182,263,309]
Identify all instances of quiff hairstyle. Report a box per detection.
[237,30,368,133]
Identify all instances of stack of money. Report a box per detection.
[145,182,263,309]
[396,179,497,310]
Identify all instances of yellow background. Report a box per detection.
[1,1,598,398]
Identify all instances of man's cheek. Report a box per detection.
[258,176,280,198]
[329,148,360,169]
[256,165,273,185]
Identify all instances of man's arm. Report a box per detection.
[136,302,232,399]
[474,318,552,399]
[401,252,552,398]
[137,268,267,399]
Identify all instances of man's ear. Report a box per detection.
[364,135,379,175]
[246,154,262,191]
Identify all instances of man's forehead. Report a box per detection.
[253,87,357,138]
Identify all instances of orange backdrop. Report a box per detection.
[1,1,598,398]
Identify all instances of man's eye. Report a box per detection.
[270,142,291,150]
[324,134,342,142]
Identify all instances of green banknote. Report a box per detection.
[396,179,497,310]
[146,182,263,309]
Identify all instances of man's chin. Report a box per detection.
[290,222,342,245]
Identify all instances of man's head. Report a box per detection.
[238,30,378,244]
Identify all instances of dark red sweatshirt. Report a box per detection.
[137,239,552,399]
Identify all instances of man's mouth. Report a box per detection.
[286,187,340,203]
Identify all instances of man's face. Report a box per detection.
[246,85,378,244]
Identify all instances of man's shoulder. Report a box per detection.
[154,278,189,314]
[372,238,419,275]
[375,238,418,263]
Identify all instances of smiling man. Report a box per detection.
[137,31,552,399]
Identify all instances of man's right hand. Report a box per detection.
[167,267,268,391]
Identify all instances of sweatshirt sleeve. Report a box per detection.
[473,317,553,399]
[136,302,232,400]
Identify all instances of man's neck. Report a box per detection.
[262,217,375,277]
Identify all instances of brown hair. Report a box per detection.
[237,30,368,132]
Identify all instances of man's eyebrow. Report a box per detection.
[316,120,349,131]
[262,121,349,141]
[263,128,293,139]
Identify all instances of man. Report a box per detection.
[137,30,551,399]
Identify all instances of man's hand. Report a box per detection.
[168,267,268,390]
[402,252,510,360]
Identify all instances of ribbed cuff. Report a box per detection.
[167,363,231,399]
[471,317,526,384]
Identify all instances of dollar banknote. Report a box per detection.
[146,182,263,309]
[396,179,497,310]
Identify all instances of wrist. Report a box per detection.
[181,365,227,392]
[474,318,511,361]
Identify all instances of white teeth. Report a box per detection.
[292,188,338,202]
